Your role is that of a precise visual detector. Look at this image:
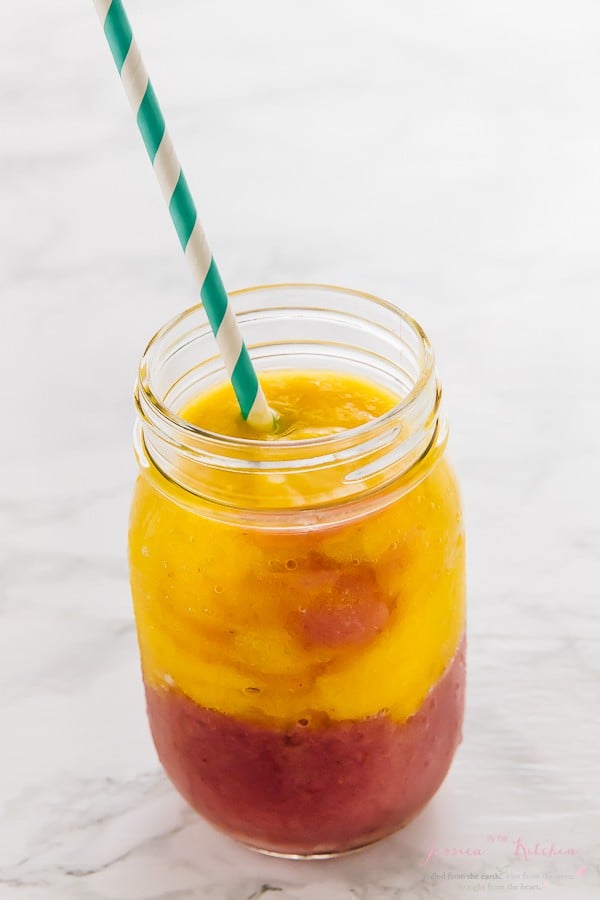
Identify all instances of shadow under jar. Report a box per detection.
[129,284,466,858]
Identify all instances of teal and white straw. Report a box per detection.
[93,0,274,431]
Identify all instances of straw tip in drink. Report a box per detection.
[247,406,279,434]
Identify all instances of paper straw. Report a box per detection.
[93,0,274,431]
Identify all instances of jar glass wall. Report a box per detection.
[129,284,466,857]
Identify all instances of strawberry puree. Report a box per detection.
[145,635,466,855]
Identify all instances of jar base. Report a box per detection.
[238,835,384,860]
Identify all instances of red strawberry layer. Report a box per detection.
[145,635,465,855]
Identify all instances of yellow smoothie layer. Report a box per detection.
[183,370,398,440]
[129,371,465,726]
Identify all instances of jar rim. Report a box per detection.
[136,282,435,456]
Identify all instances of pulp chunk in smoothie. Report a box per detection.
[129,369,466,854]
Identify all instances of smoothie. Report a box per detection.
[129,370,466,855]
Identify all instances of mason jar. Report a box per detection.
[128,284,466,858]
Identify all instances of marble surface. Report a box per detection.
[2,0,600,897]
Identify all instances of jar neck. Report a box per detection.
[134,284,447,524]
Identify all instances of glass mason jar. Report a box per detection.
[129,284,466,858]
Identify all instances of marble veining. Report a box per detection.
[2,0,599,897]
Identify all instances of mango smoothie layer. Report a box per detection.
[129,370,465,728]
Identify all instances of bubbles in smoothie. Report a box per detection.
[285,559,297,570]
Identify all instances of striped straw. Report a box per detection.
[93,0,274,431]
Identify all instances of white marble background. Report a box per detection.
[1,0,599,897]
